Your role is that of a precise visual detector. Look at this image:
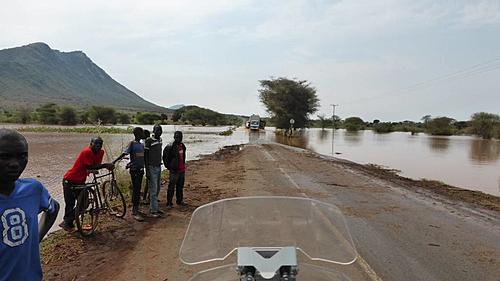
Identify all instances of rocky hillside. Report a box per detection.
[0,42,166,112]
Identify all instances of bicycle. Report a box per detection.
[73,164,127,236]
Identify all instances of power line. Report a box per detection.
[342,57,500,105]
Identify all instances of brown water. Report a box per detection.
[264,128,500,197]
[0,125,249,231]
[3,125,499,205]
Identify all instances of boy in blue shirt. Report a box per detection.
[0,129,60,281]
[114,127,145,221]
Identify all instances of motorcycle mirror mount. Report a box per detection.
[237,247,298,280]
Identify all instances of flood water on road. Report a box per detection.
[3,124,499,225]
[264,128,500,196]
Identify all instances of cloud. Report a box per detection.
[0,0,498,120]
[462,1,500,25]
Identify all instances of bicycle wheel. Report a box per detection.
[103,180,126,218]
[75,188,99,237]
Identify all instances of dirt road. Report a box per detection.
[42,142,500,281]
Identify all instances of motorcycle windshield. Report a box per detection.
[180,196,357,265]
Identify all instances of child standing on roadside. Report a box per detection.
[0,129,60,281]
[114,127,146,221]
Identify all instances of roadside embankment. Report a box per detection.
[41,145,244,281]
[40,143,500,281]
[342,161,500,212]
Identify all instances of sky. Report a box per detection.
[1,0,499,121]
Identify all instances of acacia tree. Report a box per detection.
[88,106,117,124]
[470,112,500,139]
[36,103,59,124]
[259,78,319,129]
[426,116,455,136]
[58,106,78,125]
[344,117,365,131]
[15,107,33,124]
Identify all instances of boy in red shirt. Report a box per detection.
[163,131,186,208]
[59,137,114,232]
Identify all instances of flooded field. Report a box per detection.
[20,126,246,199]
[0,124,247,231]
[2,124,498,216]
[265,128,500,197]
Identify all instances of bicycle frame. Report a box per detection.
[88,169,115,212]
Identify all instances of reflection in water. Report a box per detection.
[273,133,308,149]
[343,131,362,145]
[264,128,500,196]
[318,129,329,143]
[249,130,262,144]
[469,139,500,164]
[428,137,450,153]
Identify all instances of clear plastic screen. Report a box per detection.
[188,263,351,281]
[180,196,357,265]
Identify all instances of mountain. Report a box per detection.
[0,42,166,112]
[168,104,185,110]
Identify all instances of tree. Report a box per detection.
[175,105,239,126]
[421,115,432,124]
[470,112,500,139]
[426,117,455,136]
[88,106,117,124]
[259,77,319,129]
[36,103,59,124]
[79,111,90,124]
[15,107,32,124]
[135,112,161,124]
[58,106,78,125]
[316,114,331,130]
[172,110,182,122]
[373,122,394,133]
[116,112,131,124]
[344,117,365,131]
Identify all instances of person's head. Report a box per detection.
[133,127,144,141]
[174,131,183,144]
[0,129,28,184]
[143,129,150,139]
[153,124,162,138]
[90,136,103,154]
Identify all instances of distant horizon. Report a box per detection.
[0,41,494,123]
[1,1,499,121]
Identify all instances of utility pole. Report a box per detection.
[330,104,339,155]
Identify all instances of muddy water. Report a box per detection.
[4,124,499,209]
[0,125,248,231]
[20,128,246,199]
[264,128,500,196]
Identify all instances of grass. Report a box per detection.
[17,126,132,134]
[218,126,236,136]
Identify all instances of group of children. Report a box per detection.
[112,125,187,221]
[0,126,187,280]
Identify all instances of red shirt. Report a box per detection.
[178,144,186,173]
[64,146,104,184]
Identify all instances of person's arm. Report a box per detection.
[38,183,60,242]
[38,199,59,242]
[85,150,114,170]
[87,162,114,170]
[183,143,186,164]
[112,141,133,164]
[144,138,151,175]
[112,153,127,164]
[163,144,172,170]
